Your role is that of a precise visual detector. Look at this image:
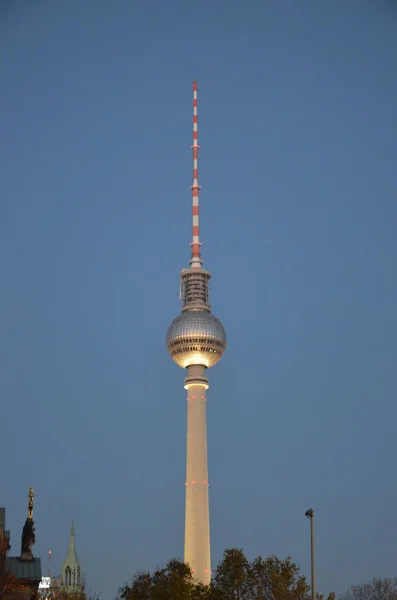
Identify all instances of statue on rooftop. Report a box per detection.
[21,488,36,561]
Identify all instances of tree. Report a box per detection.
[118,558,208,600]
[117,550,334,600]
[248,555,310,600]
[46,584,101,600]
[0,570,30,600]
[211,550,311,600]
[339,577,397,600]
[50,590,88,600]
[0,536,33,600]
[211,549,250,600]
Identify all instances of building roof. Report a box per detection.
[5,557,42,582]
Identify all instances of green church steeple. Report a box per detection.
[61,522,82,590]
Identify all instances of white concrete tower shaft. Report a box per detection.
[184,364,211,584]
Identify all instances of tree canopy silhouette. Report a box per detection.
[339,577,397,600]
[117,548,334,600]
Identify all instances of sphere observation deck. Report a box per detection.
[167,309,226,369]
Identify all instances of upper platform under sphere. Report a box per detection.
[167,309,227,369]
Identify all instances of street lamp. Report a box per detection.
[305,508,316,600]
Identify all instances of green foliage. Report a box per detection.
[117,549,334,600]
[247,555,310,600]
[211,549,250,600]
[118,559,204,600]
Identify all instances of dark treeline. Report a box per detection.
[117,548,334,600]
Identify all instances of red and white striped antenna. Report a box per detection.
[190,81,203,268]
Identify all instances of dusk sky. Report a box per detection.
[1,1,397,598]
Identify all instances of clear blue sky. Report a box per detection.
[1,1,396,598]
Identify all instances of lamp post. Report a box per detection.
[305,508,316,600]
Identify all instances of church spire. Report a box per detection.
[61,522,82,590]
[66,522,77,561]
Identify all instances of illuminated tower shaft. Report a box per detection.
[184,365,210,583]
[166,82,226,586]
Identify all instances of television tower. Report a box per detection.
[166,82,227,585]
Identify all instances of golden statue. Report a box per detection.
[28,488,34,520]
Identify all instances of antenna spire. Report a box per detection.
[190,81,203,268]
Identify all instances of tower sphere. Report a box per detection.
[167,309,226,369]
